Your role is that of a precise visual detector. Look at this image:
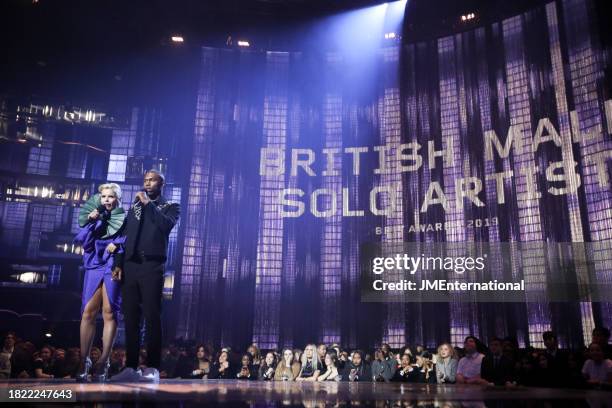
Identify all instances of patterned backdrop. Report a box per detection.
[176,0,611,350]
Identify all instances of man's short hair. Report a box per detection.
[464,335,479,344]
[145,169,165,183]
[543,331,556,342]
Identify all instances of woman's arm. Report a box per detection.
[446,359,458,383]
[74,222,99,252]
[295,366,304,381]
[291,362,301,380]
[34,368,52,378]
[307,369,321,382]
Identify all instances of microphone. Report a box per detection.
[133,190,146,204]
[96,204,110,221]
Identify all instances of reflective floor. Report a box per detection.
[0,380,610,407]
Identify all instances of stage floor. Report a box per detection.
[0,379,610,406]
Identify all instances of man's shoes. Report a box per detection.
[139,367,160,383]
[109,367,141,382]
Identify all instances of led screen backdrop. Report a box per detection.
[176,0,611,350]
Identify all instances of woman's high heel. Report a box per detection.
[92,359,111,383]
[76,357,92,383]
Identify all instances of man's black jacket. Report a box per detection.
[481,353,515,385]
[113,195,180,268]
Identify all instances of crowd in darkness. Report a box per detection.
[1,328,611,389]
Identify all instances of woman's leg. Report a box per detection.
[80,284,103,365]
[98,281,117,367]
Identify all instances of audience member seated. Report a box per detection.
[317,352,341,382]
[1,328,609,389]
[236,353,257,380]
[186,344,211,379]
[502,337,519,371]
[108,348,126,379]
[63,348,81,379]
[33,345,55,379]
[391,354,419,382]
[159,343,181,378]
[89,346,101,369]
[414,352,436,383]
[582,343,612,388]
[258,352,277,381]
[275,348,301,381]
[0,332,16,379]
[209,350,233,379]
[371,348,394,382]
[50,348,66,378]
[342,350,371,382]
[436,342,458,384]
[317,344,328,373]
[456,336,486,385]
[10,341,35,378]
[591,327,612,360]
[481,337,515,386]
[296,344,321,381]
[247,344,262,373]
[566,351,586,389]
[531,352,557,388]
[516,354,537,386]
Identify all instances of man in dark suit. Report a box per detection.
[112,170,179,376]
[481,337,515,386]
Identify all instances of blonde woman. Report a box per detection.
[274,348,301,381]
[436,342,458,384]
[74,183,125,382]
[296,344,320,381]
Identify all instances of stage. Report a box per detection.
[0,380,610,406]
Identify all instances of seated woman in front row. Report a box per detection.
[392,354,419,382]
[258,352,278,381]
[317,352,342,381]
[296,344,321,381]
[275,348,301,381]
[208,350,234,379]
[236,353,258,380]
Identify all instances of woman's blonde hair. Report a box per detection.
[98,183,122,202]
[301,344,319,371]
[436,343,457,360]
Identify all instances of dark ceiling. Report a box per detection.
[1,0,553,58]
[0,0,604,108]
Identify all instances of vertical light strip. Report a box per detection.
[177,48,217,339]
[438,35,476,347]
[380,45,406,348]
[252,51,289,350]
[545,2,593,346]
[502,15,550,348]
[319,52,343,345]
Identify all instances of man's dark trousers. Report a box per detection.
[122,258,165,369]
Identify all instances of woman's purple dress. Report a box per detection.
[74,219,126,318]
